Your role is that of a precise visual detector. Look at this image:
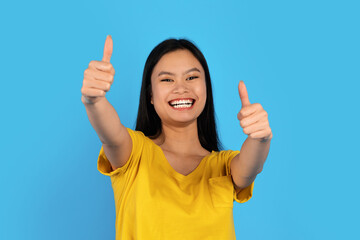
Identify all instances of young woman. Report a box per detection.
[81,35,272,239]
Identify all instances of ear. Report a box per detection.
[150,92,153,104]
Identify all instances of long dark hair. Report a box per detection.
[135,38,222,152]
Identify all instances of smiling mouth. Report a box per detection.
[168,98,195,109]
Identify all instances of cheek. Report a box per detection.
[151,85,159,102]
[152,86,167,107]
[198,82,207,103]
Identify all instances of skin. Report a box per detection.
[81,35,132,171]
[81,35,115,104]
[231,81,272,191]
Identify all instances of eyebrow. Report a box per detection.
[157,67,201,77]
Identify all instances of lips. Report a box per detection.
[168,98,195,109]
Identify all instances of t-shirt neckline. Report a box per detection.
[151,141,215,181]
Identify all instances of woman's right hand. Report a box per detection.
[81,35,115,104]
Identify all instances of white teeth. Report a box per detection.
[173,103,192,108]
[169,99,194,106]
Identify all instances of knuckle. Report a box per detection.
[107,73,113,82]
[90,60,100,69]
[240,120,246,128]
[83,77,90,86]
[104,62,111,71]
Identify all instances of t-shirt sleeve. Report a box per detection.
[97,128,144,177]
[226,150,255,204]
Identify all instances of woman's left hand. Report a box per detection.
[237,81,273,142]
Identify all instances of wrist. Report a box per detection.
[259,132,272,142]
[82,95,103,105]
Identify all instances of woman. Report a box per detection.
[81,35,272,239]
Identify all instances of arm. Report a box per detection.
[82,96,132,170]
[231,134,272,190]
[82,96,128,145]
[81,35,132,170]
[231,81,273,190]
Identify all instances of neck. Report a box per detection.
[155,120,208,155]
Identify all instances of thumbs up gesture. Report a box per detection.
[237,81,272,142]
[81,35,116,104]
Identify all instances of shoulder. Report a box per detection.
[211,149,240,161]
[126,128,145,139]
[126,128,155,147]
[207,149,240,176]
[126,128,161,156]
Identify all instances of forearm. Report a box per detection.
[232,135,272,188]
[82,96,124,145]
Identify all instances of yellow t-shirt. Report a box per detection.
[97,128,254,240]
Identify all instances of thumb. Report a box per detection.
[102,35,113,63]
[238,80,251,107]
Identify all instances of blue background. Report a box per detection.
[1,0,359,239]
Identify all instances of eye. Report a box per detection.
[186,76,199,80]
[160,79,173,82]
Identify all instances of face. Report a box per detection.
[150,49,207,126]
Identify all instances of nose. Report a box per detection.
[173,81,189,94]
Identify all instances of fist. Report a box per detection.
[237,81,272,142]
[81,35,116,104]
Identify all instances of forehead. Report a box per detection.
[151,49,204,77]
